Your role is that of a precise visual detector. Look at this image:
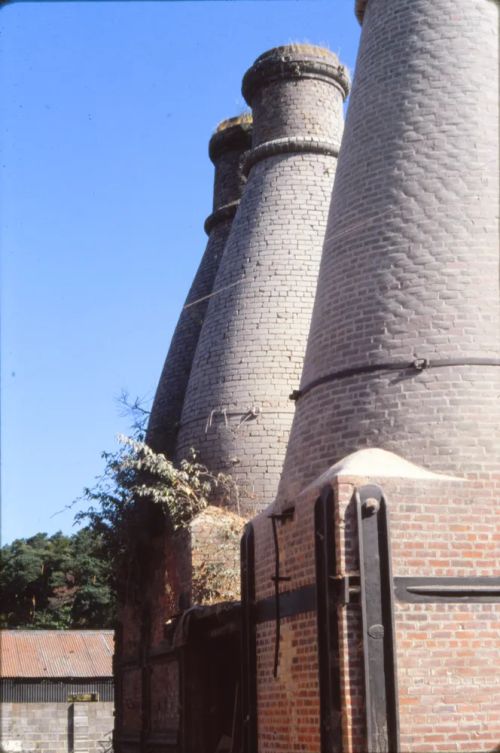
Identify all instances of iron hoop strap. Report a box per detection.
[241,137,340,177]
[290,357,500,401]
[204,199,240,235]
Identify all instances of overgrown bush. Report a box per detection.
[75,434,237,598]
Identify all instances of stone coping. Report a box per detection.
[242,44,350,104]
[208,118,253,162]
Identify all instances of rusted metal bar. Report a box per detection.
[355,485,400,753]
[241,523,257,753]
[394,576,500,603]
[315,486,343,753]
[268,510,294,678]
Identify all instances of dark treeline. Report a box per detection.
[0,528,115,629]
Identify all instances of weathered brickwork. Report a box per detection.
[149,656,180,737]
[250,472,323,752]
[280,0,500,499]
[119,601,142,661]
[176,45,349,517]
[190,505,246,603]
[256,615,320,752]
[249,454,500,752]
[146,531,188,651]
[120,666,142,737]
[335,471,500,753]
[147,116,252,456]
[116,506,246,752]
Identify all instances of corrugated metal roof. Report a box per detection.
[0,630,114,678]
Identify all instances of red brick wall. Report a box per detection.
[251,481,322,752]
[256,615,320,752]
[250,466,500,752]
[120,600,142,660]
[121,666,142,736]
[116,506,246,749]
[149,656,180,734]
[336,473,500,752]
[383,476,500,752]
[191,506,246,604]
[147,532,188,651]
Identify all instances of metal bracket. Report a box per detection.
[290,356,500,401]
[329,574,360,606]
[394,576,500,603]
[268,508,295,679]
[315,487,343,753]
[268,508,295,523]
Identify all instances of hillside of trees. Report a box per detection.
[0,528,115,629]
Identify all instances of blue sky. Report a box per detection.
[1,0,361,543]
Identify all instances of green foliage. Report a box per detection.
[0,528,114,629]
[75,434,236,599]
[1,395,240,627]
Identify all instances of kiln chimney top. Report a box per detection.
[242,43,350,105]
[208,114,253,163]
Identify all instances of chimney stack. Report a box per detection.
[280,0,500,499]
[147,115,252,456]
[175,44,350,516]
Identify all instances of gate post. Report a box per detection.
[241,523,257,753]
[315,487,343,752]
[355,485,399,753]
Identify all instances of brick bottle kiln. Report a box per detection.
[241,1,500,752]
[114,115,252,753]
[147,115,253,457]
[115,44,350,753]
[175,45,349,518]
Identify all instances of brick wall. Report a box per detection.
[335,469,500,752]
[148,656,179,737]
[250,467,323,752]
[120,666,142,739]
[175,44,349,518]
[191,506,246,604]
[248,451,500,752]
[1,701,114,753]
[279,0,500,500]
[256,615,320,752]
[119,601,142,661]
[115,506,246,752]
[385,478,500,752]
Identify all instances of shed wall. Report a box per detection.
[1,700,114,753]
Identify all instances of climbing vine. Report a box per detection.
[75,432,239,599]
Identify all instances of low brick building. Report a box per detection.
[242,450,500,752]
[0,630,114,753]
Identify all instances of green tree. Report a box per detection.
[0,396,238,628]
[74,434,236,600]
[0,528,114,628]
